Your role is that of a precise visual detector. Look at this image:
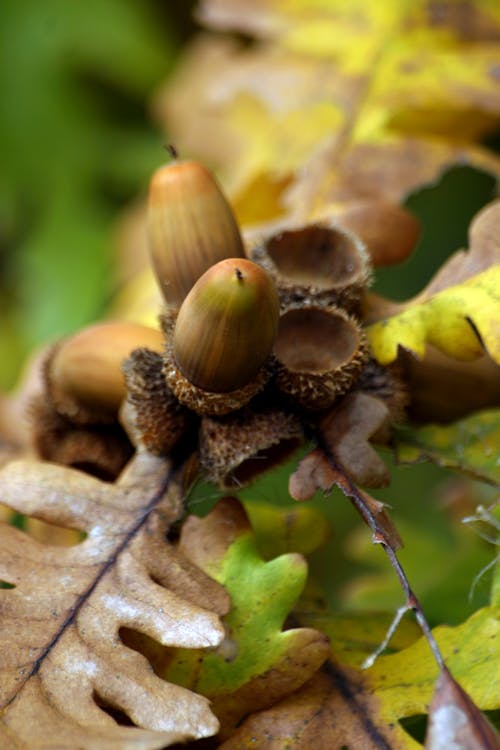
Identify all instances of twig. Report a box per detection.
[318,441,446,669]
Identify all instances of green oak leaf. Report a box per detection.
[164,497,330,737]
[223,513,500,749]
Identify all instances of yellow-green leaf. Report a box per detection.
[163,0,500,227]
[367,265,500,365]
[395,409,500,486]
[162,498,330,737]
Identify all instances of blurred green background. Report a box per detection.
[1,0,499,629]
[0,0,196,389]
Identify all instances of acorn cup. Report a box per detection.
[273,303,369,410]
[45,321,164,425]
[31,397,133,481]
[148,156,245,308]
[250,221,371,311]
[199,406,304,489]
[121,348,193,456]
[163,258,280,416]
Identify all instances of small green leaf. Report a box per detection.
[165,498,330,735]
[244,501,332,559]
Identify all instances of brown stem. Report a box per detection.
[317,436,445,669]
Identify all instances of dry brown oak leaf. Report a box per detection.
[0,452,230,750]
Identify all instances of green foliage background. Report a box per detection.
[1,0,499,638]
[0,0,195,389]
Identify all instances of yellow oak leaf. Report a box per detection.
[367,264,500,366]
[159,0,500,228]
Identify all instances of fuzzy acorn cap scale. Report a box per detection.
[250,221,372,311]
[121,348,193,455]
[273,302,369,410]
[199,407,304,489]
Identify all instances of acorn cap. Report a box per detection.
[170,257,279,396]
[46,321,164,425]
[30,396,133,481]
[273,303,369,410]
[148,158,245,307]
[121,347,193,456]
[199,407,304,489]
[161,308,271,417]
[250,221,371,311]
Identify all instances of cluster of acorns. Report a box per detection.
[34,154,406,488]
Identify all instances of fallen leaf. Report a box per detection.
[160,497,330,739]
[398,348,500,423]
[425,666,500,749]
[367,265,500,366]
[394,408,500,487]
[158,1,500,236]
[221,593,500,749]
[0,452,230,749]
[244,500,332,559]
[289,392,392,497]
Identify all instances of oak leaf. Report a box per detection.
[289,392,392,496]
[425,666,500,749]
[367,264,500,367]
[0,452,230,749]
[221,568,500,749]
[395,408,500,487]
[158,0,500,238]
[160,497,330,740]
[367,199,500,369]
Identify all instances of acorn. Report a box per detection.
[250,221,371,311]
[273,303,369,410]
[148,153,245,307]
[46,321,164,424]
[328,201,420,268]
[163,258,280,415]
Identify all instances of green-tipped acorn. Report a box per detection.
[172,258,280,397]
[148,154,245,307]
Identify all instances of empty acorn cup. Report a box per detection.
[163,258,280,416]
[199,407,304,489]
[148,155,245,307]
[250,221,371,310]
[273,303,369,410]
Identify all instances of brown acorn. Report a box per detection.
[328,201,420,267]
[250,221,371,311]
[273,303,369,410]
[163,258,280,415]
[148,156,245,307]
[46,321,164,424]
